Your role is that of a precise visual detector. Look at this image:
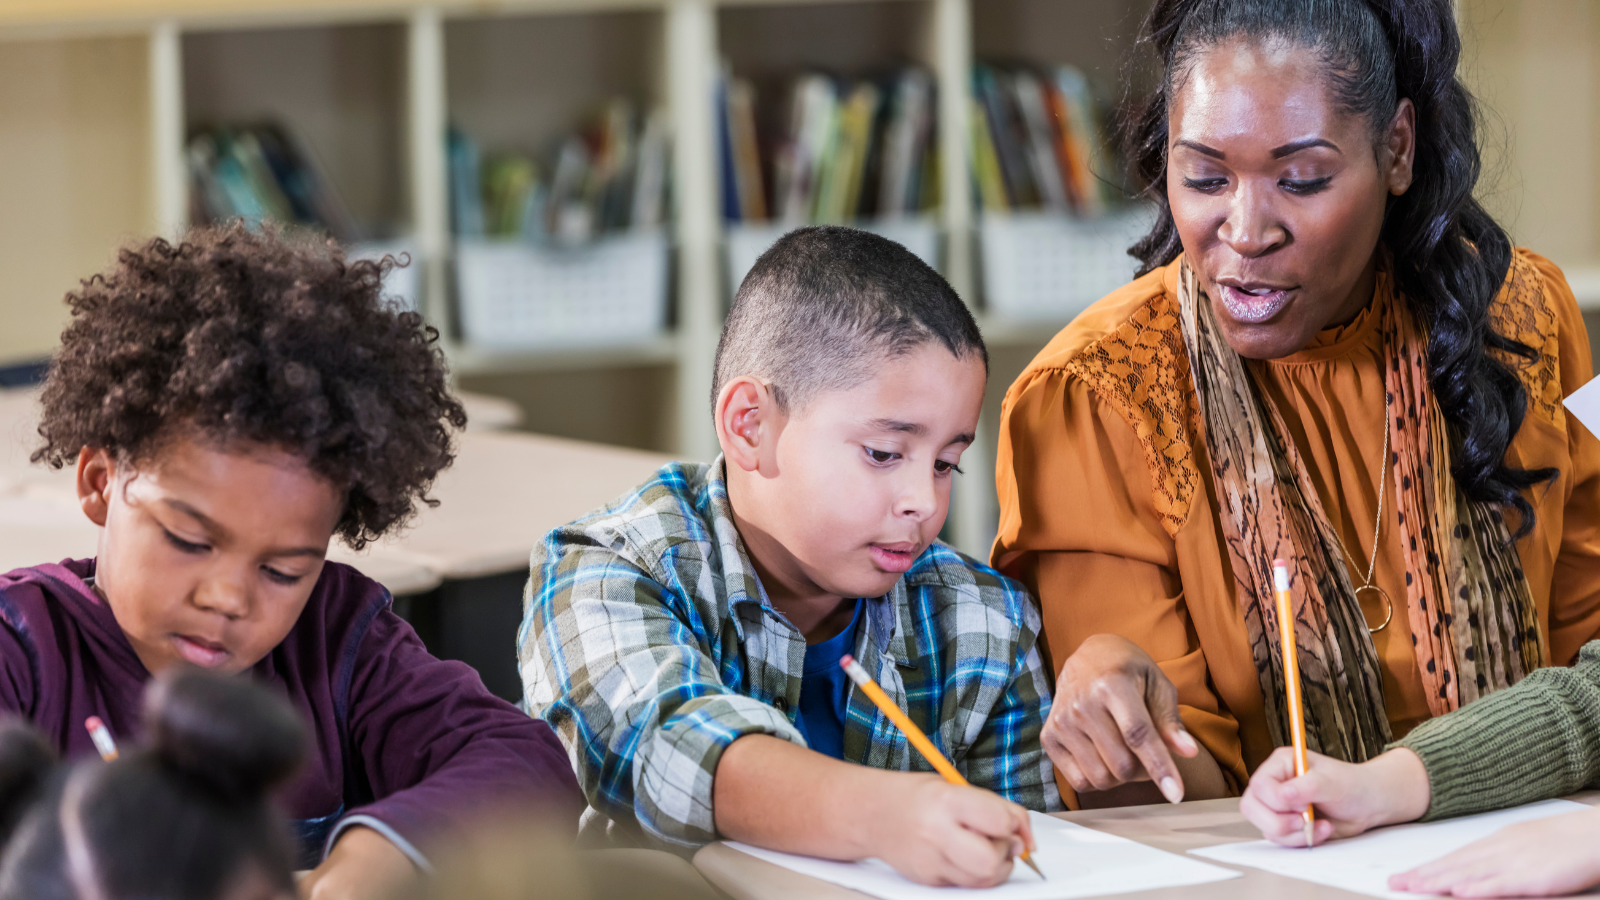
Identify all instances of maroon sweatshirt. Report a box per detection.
[0,559,581,868]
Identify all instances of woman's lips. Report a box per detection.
[172,634,230,668]
[869,543,918,574]
[1217,282,1295,325]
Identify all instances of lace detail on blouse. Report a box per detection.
[1063,291,1203,536]
[1488,251,1563,429]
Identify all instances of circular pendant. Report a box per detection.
[1356,584,1393,633]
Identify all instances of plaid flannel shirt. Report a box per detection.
[519,458,1060,850]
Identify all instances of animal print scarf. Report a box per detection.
[1176,264,1543,761]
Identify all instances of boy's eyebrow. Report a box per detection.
[867,418,925,435]
[163,499,327,558]
[865,419,975,447]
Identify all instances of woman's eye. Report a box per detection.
[933,460,965,475]
[1181,176,1227,193]
[865,448,899,465]
[262,567,302,586]
[163,530,209,555]
[1281,176,1332,195]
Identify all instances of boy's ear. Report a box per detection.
[76,447,115,527]
[714,377,778,473]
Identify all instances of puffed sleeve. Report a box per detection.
[1525,250,1600,665]
[992,365,1246,797]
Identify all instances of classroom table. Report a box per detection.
[692,791,1600,900]
[352,428,673,580]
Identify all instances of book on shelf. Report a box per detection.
[187,123,359,241]
[718,68,940,226]
[969,63,1120,217]
[448,98,670,246]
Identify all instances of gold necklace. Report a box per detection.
[1332,422,1394,633]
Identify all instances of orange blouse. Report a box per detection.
[992,250,1600,801]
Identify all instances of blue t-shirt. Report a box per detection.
[793,599,863,760]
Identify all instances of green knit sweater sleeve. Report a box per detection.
[1393,641,1600,821]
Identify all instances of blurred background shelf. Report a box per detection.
[0,0,1595,563]
[447,333,682,375]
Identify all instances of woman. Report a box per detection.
[992,0,1600,808]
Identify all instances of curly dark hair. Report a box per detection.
[1120,0,1556,537]
[32,223,467,549]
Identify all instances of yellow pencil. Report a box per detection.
[839,654,1046,880]
[1273,558,1315,848]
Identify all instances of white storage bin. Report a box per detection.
[455,232,669,350]
[350,239,421,313]
[980,206,1155,321]
[725,217,940,296]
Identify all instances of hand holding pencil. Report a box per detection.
[840,654,1046,881]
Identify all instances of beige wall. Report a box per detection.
[0,36,152,365]
[1461,0,1600,265]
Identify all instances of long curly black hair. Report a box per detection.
[1122,0,1556,536]
[32,223,467,549]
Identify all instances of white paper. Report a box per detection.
[1565,375,1600,435]
[724,811,1240,899]
[1190,799,1587,899]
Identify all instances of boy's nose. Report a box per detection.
[896,471,939,521]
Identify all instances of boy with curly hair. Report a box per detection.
[0,225,581,900]
[521,227,1059,888]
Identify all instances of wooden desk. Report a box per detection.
[693,793,1600,900]
[356,429,674,580]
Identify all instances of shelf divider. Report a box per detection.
[149,19,186,239]
[668,0,721,462]
[408,5,449,332]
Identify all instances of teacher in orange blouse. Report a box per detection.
[992,0,1600,809]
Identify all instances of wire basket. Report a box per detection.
[725,217,940,297]
[980,207,1154,321]
[455,232,670,350]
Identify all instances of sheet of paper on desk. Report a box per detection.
[1190,798,1587,898]
[1565,375,1600,434]
[724,811,1240,899]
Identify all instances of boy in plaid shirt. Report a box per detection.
[520,226,1060,888]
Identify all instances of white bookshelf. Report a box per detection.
[0,0,1156,557]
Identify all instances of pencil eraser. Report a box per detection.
[839,654,854,668]
[1273,558,1288,569]
[85,716,103,731]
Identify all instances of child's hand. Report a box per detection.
[1240,747,1430,846]
[872,774,1035,888]
[298,826,419,900]
[1387,806,1600,898]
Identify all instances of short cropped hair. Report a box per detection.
[33,223,467,550]
[713,226,987,415]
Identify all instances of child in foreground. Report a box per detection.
[1241,640,1600,898]
[0,225,582,900]
[0,668,304,900]
[521,226,1060,888]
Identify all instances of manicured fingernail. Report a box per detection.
[1159,776,1183,804]
[1176,730,1198,754]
